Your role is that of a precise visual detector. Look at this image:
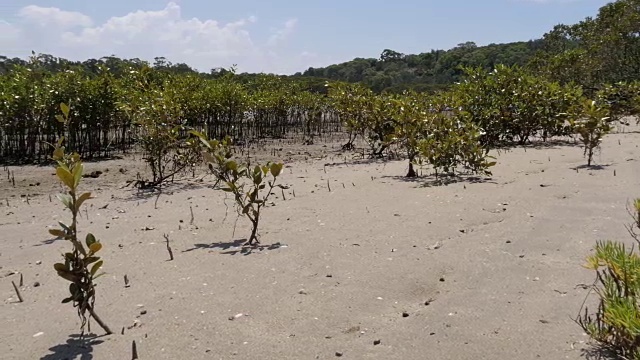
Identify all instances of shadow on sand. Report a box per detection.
[580,345,621,360]
[183,238,286,256]
[384,173,497,188]
[40,333,106,360]
[570,163,612,171]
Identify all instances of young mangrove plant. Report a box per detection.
[578,197,640,358]
[570,99,612,166]
[191,131,284,246]
[49,103,112,335]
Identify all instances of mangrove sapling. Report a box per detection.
[192,132,284,246]
[49,103,112,335]
[570,99,612,166]
[578,197,640,358]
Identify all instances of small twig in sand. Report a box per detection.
[19,273,23,287]
[26,194,30,205]
[49,194,52,202]
[154,190,161,209]
[12,280,23,302]
[189,206,195,226]
[131,340,138,360]
[292,189,296,198]
[85,207,89,220]
[327,179,331,192]
[281,188,286,201]
[232,213,240,239]
[164,234,174,261]
[124,274,130,288]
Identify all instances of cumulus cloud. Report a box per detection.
[0,2,318,74]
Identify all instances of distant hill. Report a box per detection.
[291,40,545,93]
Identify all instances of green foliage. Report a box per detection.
[191,131,284,246]
[595,82,640,123]
[0,56,339,165]
[532,0,640,88]
[454,65,582,147]
[300,41,543,93]
[579,198,640,358]
[327,82,495,178]
[119,68,201,187]
[49,103,111,335]
[570,100,612,166]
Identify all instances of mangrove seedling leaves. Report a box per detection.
[85,233,96,247]
[75,192,92,212]
[84,256,100,265]
[89,242,102,254]
[60,103,70,118]
[270,163,283,177]
[56,167,75,189]
[90,260,103,276]
[72,163,84,188]
[57,194,73,210]
[54,263,68,272]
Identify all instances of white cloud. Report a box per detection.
[19,5,93,28]
[0,2,313,74]
[267,18,298,47]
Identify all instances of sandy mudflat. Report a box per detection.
[1,125,639,360]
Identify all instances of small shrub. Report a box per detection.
[49,103,112,335]
[579,199,640,358]
[571,99,612,166]
[192,131,284,246]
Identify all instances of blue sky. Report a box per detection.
[0,0,610,74]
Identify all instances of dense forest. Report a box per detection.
[1,0,637,93]
[294,40,544,93]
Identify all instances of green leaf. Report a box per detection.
[85,233,96,247]
[55,115,65,124]
[226,160,238,172]
[60,103,70,118]
[76,192,92,212]
[61,297,74,304]
[52,147,64,160]
[58,222,70,232]
[57,194,73,209]
[53,263,67,272]
[89,242,102,254]
[90,260,103,276]
[49,229,66,238]
[72,163,84,188]
[84,256,100,265]
[56,167,75,189]
[270,163,283,177]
